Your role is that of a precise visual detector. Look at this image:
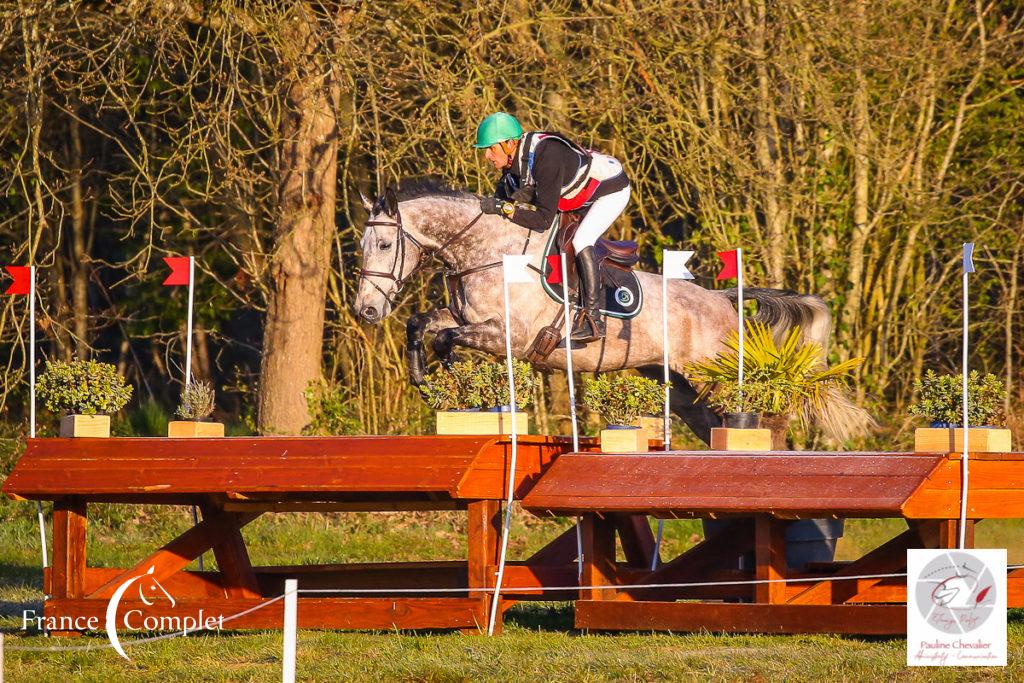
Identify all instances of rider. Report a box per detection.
[474,112,631,343]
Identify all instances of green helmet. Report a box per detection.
[474,112,523,148]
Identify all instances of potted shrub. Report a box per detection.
[582,374,664,453]
[421,359,536,435]
[910,370,1010,453]
[168,381,224,437]
[37,359,133,438]
[697,378,774,451]
[687,322,864,451]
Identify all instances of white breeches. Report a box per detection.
[571,185,631,252]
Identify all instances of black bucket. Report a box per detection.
[724,411,759,429]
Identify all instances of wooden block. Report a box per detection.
[167,421,226,438]
[710,427,772,451]
[435,411,529,435]
[599,428,649,453]
[914,427,1012,453]
[636,416,665,438]
[59,415,110,438]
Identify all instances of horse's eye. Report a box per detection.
[378,240,392,250]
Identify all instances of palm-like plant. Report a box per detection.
[686,322,867,439]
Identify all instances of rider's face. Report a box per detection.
[483,141,513,171]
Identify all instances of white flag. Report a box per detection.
[663,250,695,280]
[502,254,533,284]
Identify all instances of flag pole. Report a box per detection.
[959,243,972,549]
[558,252,584,581]
[653,262,672,570]
[489,266,520,636]
[737,248,745,397]
[185,256,194,388]
[29,265,47,571]
[29,265,36,439]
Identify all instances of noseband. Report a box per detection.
[357,207,485,307]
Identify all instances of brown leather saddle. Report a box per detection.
[556,212,640,292]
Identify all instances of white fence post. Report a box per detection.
[282,579,297,683]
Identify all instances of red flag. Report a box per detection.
[716,249,738,281]
[4,265,30,295]
[545,254,563,285]
[162,257,191,286]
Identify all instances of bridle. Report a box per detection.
[357,206,486,307]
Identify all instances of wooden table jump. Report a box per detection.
[1,435,611,635]
[522,450,1024,635]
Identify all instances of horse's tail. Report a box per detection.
[723,287,875,443]
[724,287,832,353]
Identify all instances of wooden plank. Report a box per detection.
[200,504,261,599]
[580,513,616,601]
[525,525,580,566]
[87,511,260,599]
[755,516,787,604]
[221,500,461,512]
[575,601,906,634]
[621,519,755,601]
[46,597,485,631]
[522,453,944,516]
[615,515,656,569]
[787,522,940,606]
[466,500,501,633]
[51,498,87,600]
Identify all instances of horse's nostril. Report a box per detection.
[361,306,379,321]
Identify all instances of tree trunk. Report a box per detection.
[69,115,90,360]
[257,15,340,435]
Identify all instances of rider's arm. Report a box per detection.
[508,141,575,231]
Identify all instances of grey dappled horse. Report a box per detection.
[353,180,867,447]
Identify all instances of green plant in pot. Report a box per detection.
[169,380,224,437]
[909,370,1010,453]
[420,358,536,434]
[37,359,133,437]
[582,374,665,453]
[686,322,864,447]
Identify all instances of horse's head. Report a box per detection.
[354,186,428,324]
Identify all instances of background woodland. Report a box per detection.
[1,0,1022,444]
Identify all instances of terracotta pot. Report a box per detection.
[759,413,791,450]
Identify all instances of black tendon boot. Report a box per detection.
[570,247,606,342]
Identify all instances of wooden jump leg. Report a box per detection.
[48,497,87,636]
[86,509,261,599]
[579,513,617,604]
[466,500,501,634]
[200,502,261,599]
[755,515,787,604]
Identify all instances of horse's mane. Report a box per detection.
[394,176,477,202]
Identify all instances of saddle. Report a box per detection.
[526,213,643,363]
[555,211,640,293]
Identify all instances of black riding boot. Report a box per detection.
[570,246,606,342]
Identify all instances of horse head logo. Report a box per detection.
[105,566,175,660]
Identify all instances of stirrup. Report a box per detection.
[571,309,605,343]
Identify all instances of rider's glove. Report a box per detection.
[480,196,513,217]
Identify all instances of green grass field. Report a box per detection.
[4,499,1024,681]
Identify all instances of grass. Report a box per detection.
[2,431,1023,680]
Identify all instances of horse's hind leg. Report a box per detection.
[407,307,458,385]
[637,367,720,446]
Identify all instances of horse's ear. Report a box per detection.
[358,188,373,212]
[383,186,399,218]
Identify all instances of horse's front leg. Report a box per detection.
[431,317,506,362]
[406,307,459,385]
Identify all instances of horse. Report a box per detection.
[353,179,865,445]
